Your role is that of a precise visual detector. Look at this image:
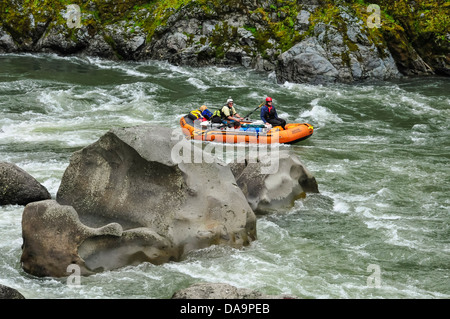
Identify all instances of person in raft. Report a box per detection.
[260,97,286,129]
[212,97,244,128]
[188,105,213,122]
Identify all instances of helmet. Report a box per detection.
[266,97,272,102]
[227,98,233,104]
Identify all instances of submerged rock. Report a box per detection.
[0,162,51,206]
[171,282,298,299]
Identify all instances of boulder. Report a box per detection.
[21,199,120,277]
[0,162,51,206]
[0,284,25,299]
[276,19,401,84]
[230,151,319,214]
[21,124,257,277]
[171,282,298,299]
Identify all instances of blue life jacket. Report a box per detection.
[202,109,213,120]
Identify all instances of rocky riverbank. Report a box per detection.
[1,0,448,84]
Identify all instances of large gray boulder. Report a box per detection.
[20,124,257,277]
[56,125,256,246]
[230,151,319,214]
[276,37,340,84]
[276,16,401,84]
[0,162,51,206]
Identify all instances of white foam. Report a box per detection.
[400,95,438,115]
[0,116,101,148]
[38,89,76,113]
[282,81,323,94]
[298,98,343,126]
[85,56,149,78]
[162,61,195,76]
[0,79,43,92]
[246,91,262,99]
[333,199,350,214]
[411,123,429,132]
[187,77,209,90]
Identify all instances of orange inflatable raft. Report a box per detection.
[180,115,313,144]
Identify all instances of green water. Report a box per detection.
[0,53,449,299]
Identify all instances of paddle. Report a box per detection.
[243,102,264,120]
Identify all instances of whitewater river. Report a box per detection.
[0,53,448,299]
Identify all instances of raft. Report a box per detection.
[180,115,313,144]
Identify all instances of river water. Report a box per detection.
[0,53,448,299]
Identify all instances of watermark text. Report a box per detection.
[367,4,382,29]
[171,128,280,174]
[367,264,381,288]
[66,4,82,29]
[66,264,81,286]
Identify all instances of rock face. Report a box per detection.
[56,125,256,249]
[20,124,258,277]
[1,1,448,83]
[144,2,403,84]
[230,151,318,214]
[172,282,298,299]
[0,27,17,53]
[0,162,51,206]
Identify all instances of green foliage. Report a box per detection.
[1,0,447,61]
[210,20,239,58]
[1,0,64,38]
[363,0,449,44]
[244,0,303,56]
[310,2,341,26]
[244,25,257,33]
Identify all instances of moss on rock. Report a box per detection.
[0,0,448,78]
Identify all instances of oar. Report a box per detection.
[243,102,264,120]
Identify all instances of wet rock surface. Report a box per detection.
[1,1,447,83]
[0,162,51,206]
